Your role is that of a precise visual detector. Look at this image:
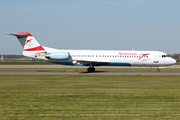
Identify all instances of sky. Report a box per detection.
[0,0,180,55]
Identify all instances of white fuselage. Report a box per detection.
[23,47,176,67]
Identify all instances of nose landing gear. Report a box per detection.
[156,69,160,72]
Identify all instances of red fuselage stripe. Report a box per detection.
[24,46,45,51]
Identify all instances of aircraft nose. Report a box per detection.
[171,58,177,65]
[165,58,176,65]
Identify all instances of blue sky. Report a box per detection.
[0,0,180,54]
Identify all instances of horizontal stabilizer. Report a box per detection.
[6,33,28,38]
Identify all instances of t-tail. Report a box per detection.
[6,32,46,58]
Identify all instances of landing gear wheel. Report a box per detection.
[87,67,95,72]
[87,68,91,72]
[157,69,160,72]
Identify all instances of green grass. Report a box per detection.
[0,68,180,72]
[0,75,180,119]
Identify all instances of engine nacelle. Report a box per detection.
[45,52,69,60]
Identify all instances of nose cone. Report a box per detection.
[172,58,177,65]
[167,58,177,65]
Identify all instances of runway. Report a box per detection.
[0,65,180,68]
[0,65,179,75]
[0,71,179,75]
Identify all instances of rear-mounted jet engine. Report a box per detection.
[45,52,69,60]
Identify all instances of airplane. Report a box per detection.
[6,32,176,72]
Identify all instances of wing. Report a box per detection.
[73,59,109,66]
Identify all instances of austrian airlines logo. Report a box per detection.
[118,52,137,56]
[24,39,33,45]
[138,53,150,60]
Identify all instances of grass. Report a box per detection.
[0,75,180,119]
[0,68,180,72]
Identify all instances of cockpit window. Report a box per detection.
[162,55,169,58]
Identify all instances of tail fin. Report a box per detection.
[6,32,45,51]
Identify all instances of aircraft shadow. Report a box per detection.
[37,71,107,73]
[80,71,107,73]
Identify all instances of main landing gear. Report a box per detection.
[87,66,95,72]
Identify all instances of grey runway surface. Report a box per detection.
[0,65,180,68]
[0,65,179,75]
[0,71,179,75]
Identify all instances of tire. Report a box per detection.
[157,69,160,72]
[87,68,95,72]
